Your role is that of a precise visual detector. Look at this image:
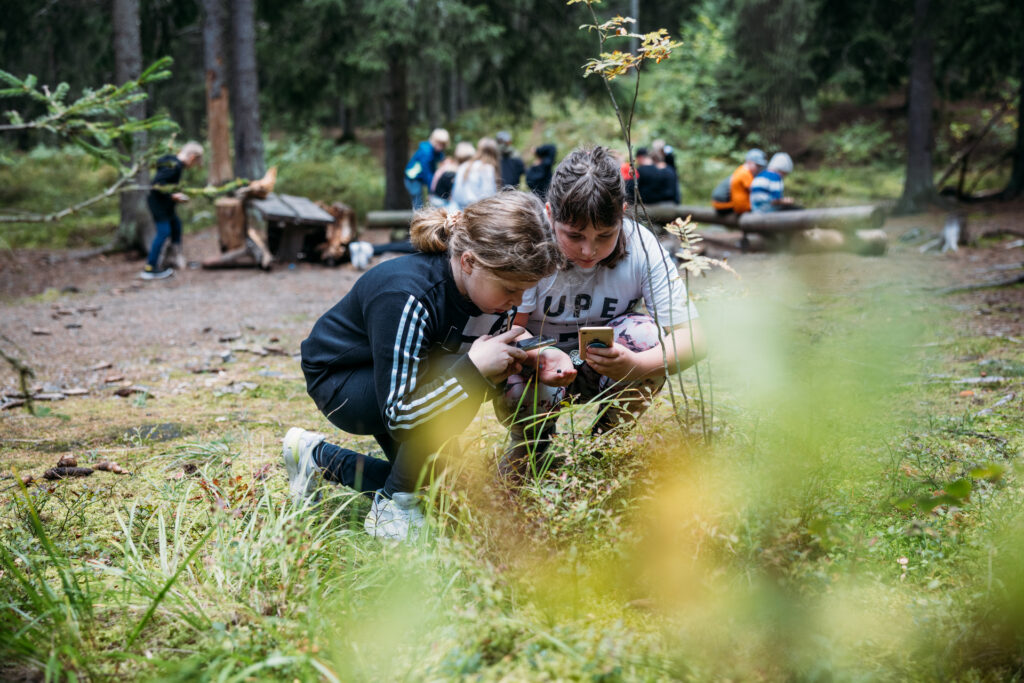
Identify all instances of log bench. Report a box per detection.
[365,204,885,232]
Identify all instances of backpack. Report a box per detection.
[711,175,732,203]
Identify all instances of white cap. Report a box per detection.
[768,152,793,174]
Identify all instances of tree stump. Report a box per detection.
[215,197,246,252]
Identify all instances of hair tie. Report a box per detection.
[444,209,462,232]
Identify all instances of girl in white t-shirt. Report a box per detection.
[498,145,707,479]
[451,137,500,210]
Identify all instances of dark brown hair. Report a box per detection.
[546,146,628,267]
[409,190,562,282]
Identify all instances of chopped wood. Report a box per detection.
[315,201,356,263]
[114,385,154,398]
[95,460,130,474]
[232,345,267,356]
[44,466,94,479]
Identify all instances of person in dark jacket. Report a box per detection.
[283,191,562,540]
[139,141,203,280]
[496,131,525,189]
[525,144,557,199]
[625,147,680,205]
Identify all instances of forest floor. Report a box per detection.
[1,203,1021,395]
[1,202,1023,680]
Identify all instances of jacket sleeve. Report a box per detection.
[365,291,494,443]
[731,170,751,213]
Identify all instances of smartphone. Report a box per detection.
[515,336,556,351]
[578,326,614,350]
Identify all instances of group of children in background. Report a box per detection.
[711,148,797,215]
[404,128,558,213]
[285,145,707,540]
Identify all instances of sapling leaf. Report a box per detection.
[945,478,972,499]
[969,464,1004,481]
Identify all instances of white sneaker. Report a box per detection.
[349,241,373,270]
[364,491,424,540]
[282,427,326,505]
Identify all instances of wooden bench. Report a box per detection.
[250,193,336,262]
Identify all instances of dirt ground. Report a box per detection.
[1,203,1022,403]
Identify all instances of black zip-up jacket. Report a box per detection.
[301,252,512,442]
[146,154,184,222]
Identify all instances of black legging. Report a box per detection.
[312,364,434,497]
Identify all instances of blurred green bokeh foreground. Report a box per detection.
[2,242,1021,681]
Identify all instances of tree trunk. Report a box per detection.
[897,0,936,214]
[202,0,233,186]
[112,0,152,252]
[383,50,411,210]
[1003,44,1024,198]
[230,0,265,180]
[448,68,457,122]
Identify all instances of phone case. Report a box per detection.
[578,326,614,350]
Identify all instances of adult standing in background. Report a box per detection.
[497,131,525,189]
[750,152,796,213]
[405,128,450,209]
[139,141,204,280]
[711,148,767,216]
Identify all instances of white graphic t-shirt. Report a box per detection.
[519,219,698,343]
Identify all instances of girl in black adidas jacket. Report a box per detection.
[285,191,561,538]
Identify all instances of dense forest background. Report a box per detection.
[1,0,1023,241]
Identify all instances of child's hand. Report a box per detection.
[536,348,576,386]
[172,192,190,203]
[584,343,639,381]
[469,326,528,383]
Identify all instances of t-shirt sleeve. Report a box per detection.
[518,281,540,314]
[636,227,699,329]
[364,290,493,442]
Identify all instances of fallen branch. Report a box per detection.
[43,466,94,479]
[977,228,1024,240]
[937,272,1024,294]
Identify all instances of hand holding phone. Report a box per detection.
[578,326,614,351]
[515,336,556,352]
